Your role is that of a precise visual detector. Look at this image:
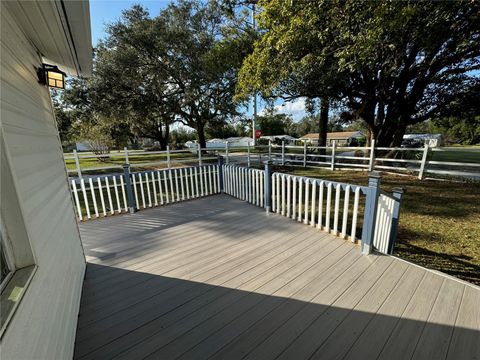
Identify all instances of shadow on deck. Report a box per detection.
[74,195,480,360]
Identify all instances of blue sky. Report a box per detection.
[89,0,307,121]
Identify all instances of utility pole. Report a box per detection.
[251,4,257,146]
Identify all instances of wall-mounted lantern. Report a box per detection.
[37,64,66,89]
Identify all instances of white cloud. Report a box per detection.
[259,97,307,121]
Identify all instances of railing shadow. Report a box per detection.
[74,264,478,360]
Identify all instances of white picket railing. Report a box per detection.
[373,193,396,253]
[71,164,219,221]
[223,164,264,207]
[71,175,129,221]
[131,165,219,210]
[271,173,368,242]
[70,160,403,255]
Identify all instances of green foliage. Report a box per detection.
[53,1,254,150]
[290,116,317,138]
[53,77,131,155]
[408,81,480,145]
[409,117,480,145]
[205,119,248,139]
[238,0,480,147]
[256,107,294,136]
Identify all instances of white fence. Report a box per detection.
[223,164,264,207]
[252,141,480,181]
[268,171,403,255]
[271,173,368,242]
[70,160,403,255]
[71,164,219,221]
[66,142,479,182]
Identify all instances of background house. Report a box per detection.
[260,135,297,145]
[301,131,365,146]
[403,133,444,148]
[1,1,92,358]
[186,137,254,150]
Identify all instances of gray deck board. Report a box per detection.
[74,194,480,360]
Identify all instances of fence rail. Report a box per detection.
[65,142,479,181]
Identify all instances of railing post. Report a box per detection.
[418,144,429,180]
[198,143,202,166]
[264,160,272,213]
[124,146,129,164]
[247,142,251,167]
[73,150,82,179]
[225,142,229,164]
[330,140,336,171]
[123,164,136,214]
[361,171,382,255]
[166,145,171,169]
[281,140,285,166]
[218,155,224,193]
[387,188,404,254]
[368,139,375,171]
[268,140,272,161]
[303,141,307,167]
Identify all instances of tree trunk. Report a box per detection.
[156,123,170,151]
[318,97,329,155]
[197,121,207,149]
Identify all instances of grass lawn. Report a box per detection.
[65,151,203,172]
[430,148,480,163]
[281,166,480,285]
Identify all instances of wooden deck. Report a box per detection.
[74,195,480,360]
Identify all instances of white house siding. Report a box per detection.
[1,4,85,360]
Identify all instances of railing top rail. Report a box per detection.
[222,163,264,172]
[379,189,397,201]
[131,163,217,175]
[272,171,369,193]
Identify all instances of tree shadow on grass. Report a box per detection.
[394,239,480,286]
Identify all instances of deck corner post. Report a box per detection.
[387,187,404,254]
[281,140,285,165]
[218,155,224,193]
[264,160,273,213]
[361,171,382,255]
[268,140,272,161]
[123,163,136,214]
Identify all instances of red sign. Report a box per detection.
[255,129,261,139]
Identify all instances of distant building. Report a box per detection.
[301,131,365,146]
[403,134,444,148]
[186,137,254,150]
[260,135,297,144]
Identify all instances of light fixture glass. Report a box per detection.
[38,64,66,89]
